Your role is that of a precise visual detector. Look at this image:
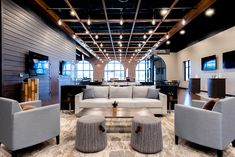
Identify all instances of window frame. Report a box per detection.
[184,60,191,81]
[104,60,124,81]
[76,60,93,80]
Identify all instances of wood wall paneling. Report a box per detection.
[2,0,76,101]
[0,0,3,96]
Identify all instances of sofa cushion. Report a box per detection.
[86,85,109,98]
[133,98,162,108]
[146,88,160,99]
[79,98,110,108]
[109,86,132,98]
[83,88,95,99]
[109,98,135,107]
[132,86,154,98]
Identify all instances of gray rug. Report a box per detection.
[0,112,235,157]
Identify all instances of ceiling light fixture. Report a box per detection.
[104,49,106,52]
[181,19,186,25]
[118,41,121,45]
[205,8,215,17]
[106,53,108,56]
[160,8,168,16]
[85,30,89,34]
[143,33,147,39]
[119,49,122,52]
[57,19,62,25]
[120,34,123,39]
[166,33,169,39]
[152,18,156,25]
[72,34,76,39]
[133,53,135,56]
[95,34,99,39]
[120,15,124,25]
[166,41,171,45]
[179,30,186,35]
[148,29,153,34]
[87,16,91,25]
[100,43,103,47]
[120,43,123,47]
[135,49,137,52]
[138,43,141,47]
[93,41,96,45]
[70,10,75,16]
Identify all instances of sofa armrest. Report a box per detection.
[19,100,42,107]
[159,92,167,115]
[191,100,206,108]
[12,104,60,150]
[175,104,223,149]
[75,92,83,114]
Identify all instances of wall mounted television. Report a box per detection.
[201,55,217,71]
[28,51,49,76]
[223,50,235,69]
[59,61,71,76]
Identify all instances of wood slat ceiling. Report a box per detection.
[29,0,219,62]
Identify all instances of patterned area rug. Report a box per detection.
[0,112,235,157]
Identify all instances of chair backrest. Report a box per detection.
[0,97,22,143]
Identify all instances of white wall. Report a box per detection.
[176,26,235,95]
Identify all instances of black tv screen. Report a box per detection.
[28,51,49,76]
[223,50,235,69]
[201,55,217,71]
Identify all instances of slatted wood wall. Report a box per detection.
[1,0,76,101]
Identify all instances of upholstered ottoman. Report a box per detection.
[75,115,107,153]
[130,115,163,154]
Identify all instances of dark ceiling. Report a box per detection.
[22,0,234,62]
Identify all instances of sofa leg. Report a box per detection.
[232,140,235,147]
[56,135,60,145]
[12,150,17,157]
[175,135,178,145]
[217,150,223,157]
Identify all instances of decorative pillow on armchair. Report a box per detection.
[21,105,36,111]
[202,99,219,110]
[146,88,160,99]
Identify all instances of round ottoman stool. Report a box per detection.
[130,115,163,154]
[75,115,107,153]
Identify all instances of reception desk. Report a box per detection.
[208,78,226,98]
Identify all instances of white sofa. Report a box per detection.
[75,86,167,115]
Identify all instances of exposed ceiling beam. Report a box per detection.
[89,46,152,49]
[134,0,179,60]
[102,0,116,60]
[124,0,141,61]
[61,19,181,23]
[64,0,107,61]
[75,32,166,35]
[138,0,217,60]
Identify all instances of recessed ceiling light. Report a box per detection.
[120,43,123,47]
[118,41,121,45]
[93,41,96,45]
[179,30,186,35]
[166,34,169,39]
[143,34,147,39]
[85,30,89,34]
[119,53,122,56]
[135,49,137,52]
[87,17,91,25]
[100,43,103,47]
[120,34,123,39]
[133,53,135,56]
[152,19,156,25]
[95,34,99,39]
[142,41,146,44]
[166,41,171,45]
[72,34,76,39]
[181,19,186,25]
[104,49,106,53]
[70,10,75,16]
[160,8,168,16]
[138,43,141,47]
[119,49,122,52]
[205,8,215,17]
[120,17,124,25]
[148,29,153,34]
[57,19,62,25]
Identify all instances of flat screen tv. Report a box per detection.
[201,55,217,71]
[28,51,49,76]
[59,61,71,76]
[223,50,235,69]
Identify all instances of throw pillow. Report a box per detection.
[146,88,160,99]
[202,99,219,110]
[21,105,36,111]
[83,88,95,99]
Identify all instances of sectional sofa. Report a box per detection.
[75,85,167,115]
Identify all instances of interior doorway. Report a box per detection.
[154,56,166,82]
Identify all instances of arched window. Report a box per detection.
[136,60,155,82]
[76,60,93,80]
[104,60,124,81]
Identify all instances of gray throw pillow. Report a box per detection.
[146,88,160,99]
[83,88,95,99]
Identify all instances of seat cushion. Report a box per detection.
[132,86,155,98]
[109,86,132,98]
[86,85,109,98]
[133,98,162,108]
[109,98,135,107]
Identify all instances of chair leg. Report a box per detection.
[56,135,60,145]
[217,150,223,157]
[12,150,17,157]
[232,140,235,147]
[175,135,178,145]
